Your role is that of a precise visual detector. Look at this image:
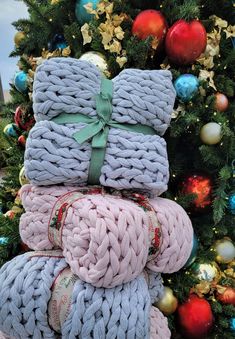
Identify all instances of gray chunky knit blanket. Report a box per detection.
[0,252,164,339]
[25,58,176,193]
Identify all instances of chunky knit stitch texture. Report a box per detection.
[20,185,193,288]
[24,57,176,193]
[25,123,169,194]
[0,253,169,339]
[33,58,176,135]
[150,307,171,339]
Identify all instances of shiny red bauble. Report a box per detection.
[132,10,168,48]
[216,287,235,306]
[18,135,26,147]
[165,19,207,65]
[180,172,213,213]
[20,241,30,252]
[214,93,229,112]
[14,106,35,131]
[4,210,15,219]
[177,294,213,338]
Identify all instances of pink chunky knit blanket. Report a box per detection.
[20,185,193,288]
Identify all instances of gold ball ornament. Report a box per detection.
[213,238,235,264]
[155,287,178,315]
[19,166,29,186]
[193,261,221,283]
[214,93,229,112]
[200,122,222,145]
[79,51,109,77]
[14,31,26,47]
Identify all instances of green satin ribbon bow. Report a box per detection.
[52,78,156,184]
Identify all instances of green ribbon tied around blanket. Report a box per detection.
[52,78,156,185]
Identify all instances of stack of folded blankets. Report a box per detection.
[0,58,194,339]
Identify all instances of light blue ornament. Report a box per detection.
[14,71,28,93]
[3,123,18,138]
[56,42,68,49]
[174,74,199,102]
[184,234,198,268]
[75,0,99,25]
[0,237,8,245]
[230,318,235,332]
[228,192,235,215]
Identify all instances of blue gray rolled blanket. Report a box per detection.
[0,252,166,339]
[25,58,176,193]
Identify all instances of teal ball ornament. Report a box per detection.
[14,71,28,93]
[230,318,235,332]
[228,192,235,215]
[3,123,18,138]
[0,237,8,245]
[184,234,198,268]
[75,0,99,26]
[174,74,199,102]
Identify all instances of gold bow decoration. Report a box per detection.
[81,1,128,68]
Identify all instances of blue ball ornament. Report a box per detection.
[232,37,235,49]
[0,237,8,245]
[174,74,199,102]
[56,41,68,49]
[14,71,28,93]
[228,192,235,215]
[230,318,235,332]
[184,234,198,268]
[75,0,99,25]
[3,123,18,138]
[49,34,68,51]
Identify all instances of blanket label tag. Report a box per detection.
[48,187,104,247]
[48,267,78,333]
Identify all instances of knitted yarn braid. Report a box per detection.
[20,184,149,288]
[20,185,193,286]
[150,307,171,339]
[0,253,67,339]
[147,197,194,273]
[0,252,168,339]
[145,270,164,304]
[33,58,176,136]
[24,122,169,194]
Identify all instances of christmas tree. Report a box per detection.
[0,0,234,337]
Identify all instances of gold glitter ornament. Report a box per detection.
[14,32,25,47]
[79,51,110,77]
[192,261,221,283]
[155,287,178,315]
[213,238,235,264]
[19,166,30,186]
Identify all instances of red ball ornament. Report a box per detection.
[132,10,168,49]
[18,135,26,147]
[4,210,15,219]
[165,19,207,65]
[180,172,213,213]
[216,286,235,306]
[14,106,35,131]
[20,241,30,252]
[214,93,229,112]
[177,294,213,338]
